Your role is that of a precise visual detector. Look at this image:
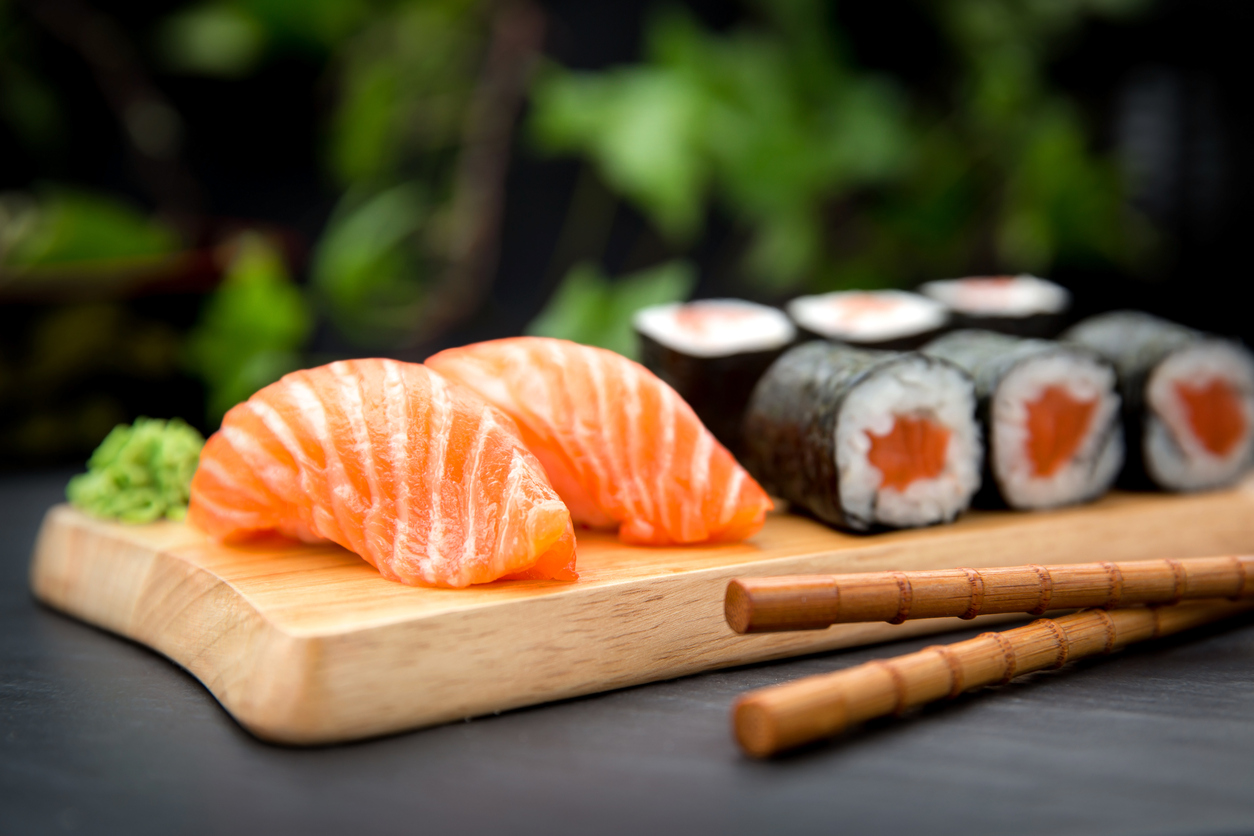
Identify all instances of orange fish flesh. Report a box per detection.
[426,337,773,545]
[188,359,576,587]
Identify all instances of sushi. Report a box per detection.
[426,336,773,545]
[742,341,982,532]
[188,359,577,588]
[1065,311,1254,491]
[634,299,796,455]
[922,330,1123,509]
[786,290,949,350]
[919,275,1070,337]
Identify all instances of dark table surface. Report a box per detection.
[3,470,1253,836]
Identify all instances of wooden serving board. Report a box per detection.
[29,481,1254,745]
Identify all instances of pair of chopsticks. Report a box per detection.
[725,556,1254,757]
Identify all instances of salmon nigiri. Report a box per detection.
[188,359,576,588]
[426,337,772,545]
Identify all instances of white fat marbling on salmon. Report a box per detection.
[287,377,366,558]
[382,359,412,573]
[622,361,656,527]
[245,397,331,535]
[217,424,299,505]
[461,409,494,570]
[545,339,612,507]
[425,336,773,546]
[423,372,455,581]
[188,359,574,587]
[653,384,677,539]
[330,361,387,560]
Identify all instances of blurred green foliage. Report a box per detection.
[0,301,182,463]
[532,0,1149,291]
[0,189,181,269]
[157,0,490,350]
[0,0,1162,455]
[156,4,268,78]
[184,234,312,422]
[310,183,430,346]
[325,0,482,185]
[66,417,204,523]
[0,1,63,152]
[526,260,696,360]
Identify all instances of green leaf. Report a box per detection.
[156,4,267,78]
[0,64,63,148]
[527,260,696,360]
[310,183,428,344]
[236,0,370,51]
[184,233,312,421]
[532,67,708,240]
[524,262,608,347]
[328,57,400,184]
[0,188,180,267]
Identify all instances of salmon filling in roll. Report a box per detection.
[989,353,1122,508]
[865,415,952,492]
[924,330,1123,510]
[1146,342,1254,490]
[744,342,981,533]
[834,357,981,528]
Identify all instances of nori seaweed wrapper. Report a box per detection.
[1063,310,1215,489]
[923,329,1120,508]
[637,330,792,458]
[792,323,948,351]
[742,341,969,532]
[944,310,1067,339]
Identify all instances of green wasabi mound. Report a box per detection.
[66,417,205,523]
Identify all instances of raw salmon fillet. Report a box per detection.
[426,337,773,545]
[188,359,576,588]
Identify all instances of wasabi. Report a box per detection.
[66,417,204,523]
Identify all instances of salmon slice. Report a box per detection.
[1024,385,1098,478]
[426,337,773,545]
[188,359,576,588]
[1175,378,1246,457]
[866,415,952,492]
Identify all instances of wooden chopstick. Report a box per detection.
[725,555,1254,633]
[733,597,1254,757]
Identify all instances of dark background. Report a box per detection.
[2,0,1252,465]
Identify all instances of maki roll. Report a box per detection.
[918,275,1070,337]
[634,299,796,454]
[743,341,981,532]
[1065,311,1254,491]
[786,290,949,350]
[923,330,1123,510]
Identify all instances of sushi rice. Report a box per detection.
[924,330,1123,510]
[744,342,981,532]
[1146,340,1254,490]
[988,350,1122,508]
[835,355,982,528]
[1066,311,1254,492]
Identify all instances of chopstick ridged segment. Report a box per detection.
[732,597,1254,758]
[724,555,1254,633]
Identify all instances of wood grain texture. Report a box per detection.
[28,478,1254,745]
[732,598,1254,757]
[725,555,1254,632]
